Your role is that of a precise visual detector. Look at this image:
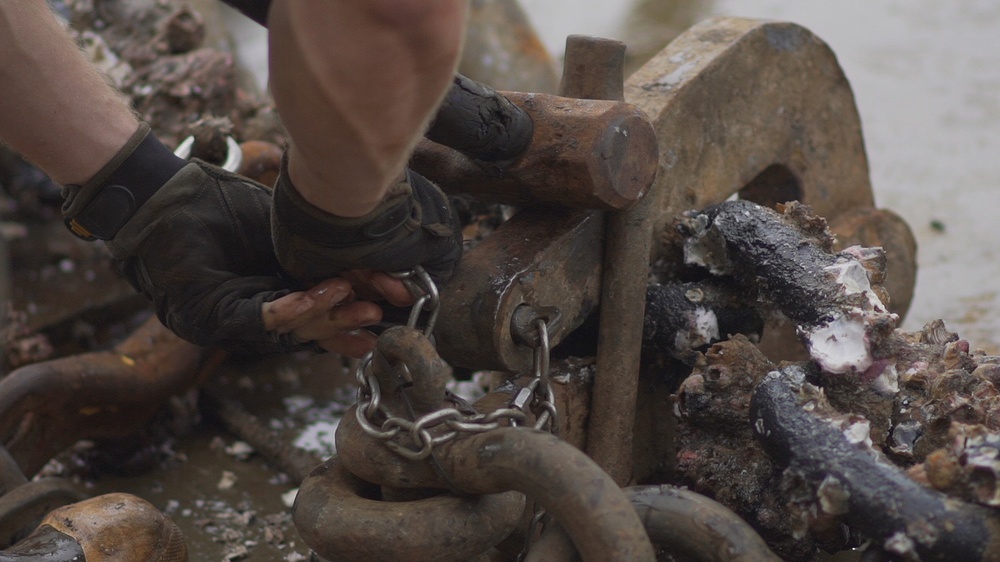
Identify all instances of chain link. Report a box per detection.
[354,265,558,460]
[389,266,440,336]
[517,504,549,562]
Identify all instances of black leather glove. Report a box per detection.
[61,123,304,354]
[270,156,463,287]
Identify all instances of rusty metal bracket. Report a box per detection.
[0,478,85,548]
[437,17,917,476]
[432,34,660,376]
[625,16,916,318]
[436,208,603,373]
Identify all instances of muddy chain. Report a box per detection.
[353,266,557,461]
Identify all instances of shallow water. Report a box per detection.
[521,0,1000,351]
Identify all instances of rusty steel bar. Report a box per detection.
[751,366,1000,561]
[568,35,654,486]
[293,455,524,562]
[412,93,658,211]
[0,316,212,476]
[559,35,627,101]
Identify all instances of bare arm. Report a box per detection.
[0,0,138,185]
[0,0,401,357]
[267,0,468,217]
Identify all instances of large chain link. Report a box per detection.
[353,266,558,461]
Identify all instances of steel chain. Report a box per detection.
[354,265,558,461]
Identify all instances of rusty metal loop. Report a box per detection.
[624,485,782,562]
[0,316,207,478]
[0,478,85,548]
[0,445,27,498]
[293,455,524,562]
[441,428,654,562]
[337,424,656,561]
[524,486,782,562]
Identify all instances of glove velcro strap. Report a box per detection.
[271,155,418,249]
[62,123,188,241]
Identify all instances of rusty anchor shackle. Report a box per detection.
[0,443,84,549]
[294,268,653,561]
[295,267,525,562]
[350,268,555,460]
[0,316,211,547]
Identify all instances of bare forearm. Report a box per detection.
[268,0,467,217]
[0,0,137,185]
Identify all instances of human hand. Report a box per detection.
[261,272,416,358]
[62,125,427,356]
[99,158,329,355]
[61,124,351,354]
[271,163,464,288]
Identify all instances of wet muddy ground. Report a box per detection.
[71,351,355,561]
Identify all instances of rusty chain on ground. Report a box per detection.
[353,266,558,461]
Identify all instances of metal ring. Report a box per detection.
[173,135,243,172]
[172,136,194,160]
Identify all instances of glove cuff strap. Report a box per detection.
[62,123,188,241]
[271,154,418,249]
